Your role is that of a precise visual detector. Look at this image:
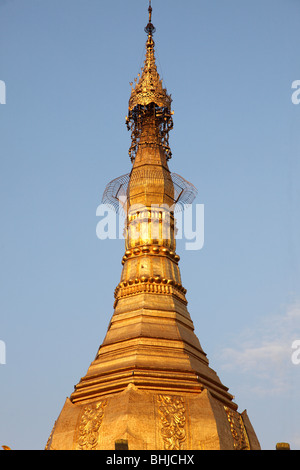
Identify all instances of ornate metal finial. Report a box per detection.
[102,0,197,213]
[145,0,156,36]
[126,0,173,163]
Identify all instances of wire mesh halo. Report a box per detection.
[101,172,197,215]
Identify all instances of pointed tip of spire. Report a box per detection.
[145,0,156,36]
[148,0,152,19]
[128,0,172,113]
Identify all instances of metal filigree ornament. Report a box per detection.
[126,2,173,163]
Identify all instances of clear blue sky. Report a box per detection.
[1,0,300,450]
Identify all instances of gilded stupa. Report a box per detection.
[46,3,260,451]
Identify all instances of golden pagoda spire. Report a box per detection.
[69,0,236,413]
[45,2,261,451]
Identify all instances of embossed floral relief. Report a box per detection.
[224,406,250,450]
[76,401,107,450]
[157,394,187,450]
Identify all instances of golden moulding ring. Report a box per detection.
[114,276,187,303]
[122,245,180,264]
